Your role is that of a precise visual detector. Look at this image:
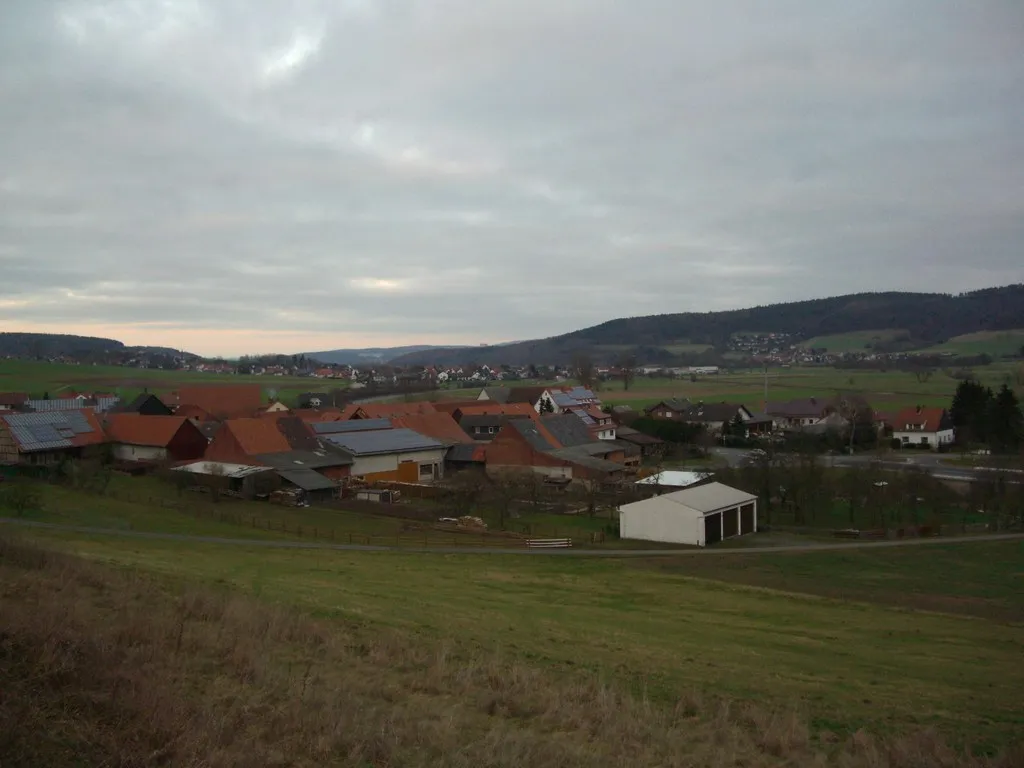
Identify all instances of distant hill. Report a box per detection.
[303,345,471,365]
[391,285,1024,366]
[0,333,196,363]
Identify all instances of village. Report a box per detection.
[0,376,989,548]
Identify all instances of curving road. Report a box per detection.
[2,518,1021,557]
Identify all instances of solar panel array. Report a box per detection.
[24,396,120,413]
[312,418,392,435]
[2,411,96,452]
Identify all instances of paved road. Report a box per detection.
[708,447,1021,483]
[3,518,1021,557]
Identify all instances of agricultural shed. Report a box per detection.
[618,482,757,546]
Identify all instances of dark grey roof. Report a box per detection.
[541,414,593,447]
[254,449,353,469]
[606,439,641,457]
[509,420,556,451]
[646,398,690,413]
[545,448,623,473]
[2,410,95,452]
[321,428,443,455]
[277,468,337,491]
[683,403,748,423]
[312,419,392,435]
[480,387,511,403]
[614,429,664,446]
[447,443,484,463]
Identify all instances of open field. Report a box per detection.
[801,329,909,353]
[6,527,1023,760]
[0,359,336,406]
[7,538,1022,766]
[915,330,1024,358]
[600,364,1022,411]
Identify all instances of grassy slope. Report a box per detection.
[16,529,1024,750]
[801,329,908,353]
[11,538,1022,768]
[915,330,1024,358]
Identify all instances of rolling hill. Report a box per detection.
[391,285,1024,366]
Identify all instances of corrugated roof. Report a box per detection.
[635,470,707,488]
[277,468,337,491]
[545,448,623,473]
[172,461,270,479]
[253,450,353,469]
[322,428,443,455]
[654,482,757,513]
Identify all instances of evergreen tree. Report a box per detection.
[949,379,993,446]
[988,385,1023,453]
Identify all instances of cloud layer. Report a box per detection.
[2,1,1023,355]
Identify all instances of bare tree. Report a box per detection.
[619,353,637,392]
[442,470,487,517]
[486,470,524,530]
[572,354,596,390]
[912,367,934,384]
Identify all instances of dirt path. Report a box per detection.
[2,518,1021,557]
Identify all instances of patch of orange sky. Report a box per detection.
[2,321,489,358]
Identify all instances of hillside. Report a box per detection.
[0,333,196,364]
[391,285,1024,366]
[304,344,469,365]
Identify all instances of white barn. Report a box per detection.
[619,482,757,546]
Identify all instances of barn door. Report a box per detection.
[704,513,722,546]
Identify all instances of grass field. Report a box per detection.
[916,330,1024,358]
[801,329,909,353]
[7,527,1023,760]
[0,359,335,406]
[599,364,1021,411]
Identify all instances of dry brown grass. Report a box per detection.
[1,536,1020,768]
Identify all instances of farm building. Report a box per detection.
[618,482,757,546]
[103,414,208,464]
[0,409,108,466]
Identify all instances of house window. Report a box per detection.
[488,426,495,434]
[921,436,929,445]
[901,436,909,443]
[664,411,672,418]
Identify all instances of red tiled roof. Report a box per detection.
[222,418,293,455]
[391,413,474,444]
[176,385,263,420]
[103,414,192,447]
[892,406,947,433]
[344,401,438,419]
[455,403,537,419]
[175,404,213,421]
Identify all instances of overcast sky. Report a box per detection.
[2,1,1023,356]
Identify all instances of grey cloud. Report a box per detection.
[1,0,1023,355]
